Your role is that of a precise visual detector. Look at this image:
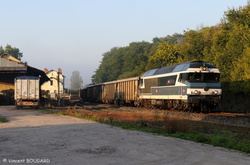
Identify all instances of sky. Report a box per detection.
[0,0,248,87]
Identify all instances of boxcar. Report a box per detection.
[81,83,103,102]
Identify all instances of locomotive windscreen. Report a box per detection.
[180,73,220,83]
[189,63,216,68]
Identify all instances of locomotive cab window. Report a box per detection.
[158,75,177,86]
[179,73,220,83]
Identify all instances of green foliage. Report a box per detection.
[152,33,185,44]
[92,3,250,97]
[92,47,125,83]
[147,42,179,69]
[0,117,8,123]
[0,44,23,60]
[178,30,205,61]
[0,46,4,55]
[92,42,152,83]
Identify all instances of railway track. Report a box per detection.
[78,103,250,128]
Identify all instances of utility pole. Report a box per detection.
[57,68,61,106]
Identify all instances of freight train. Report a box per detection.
[80,61,222,112]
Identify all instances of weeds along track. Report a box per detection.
[74,103,250,128]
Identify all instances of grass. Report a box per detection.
[39,110,59,114]
[113,120,250,153]
[43,107,250,153]
[0,117,8,123]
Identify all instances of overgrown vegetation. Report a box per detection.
[54,107,250,153]
[0,117,8,123]
[91,3,250,113]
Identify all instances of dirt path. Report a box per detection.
[0,106,249,165]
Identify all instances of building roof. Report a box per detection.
[1,53,22,63]
[0,53,50,84]
[0,53,26,70]
[44,69,66,78]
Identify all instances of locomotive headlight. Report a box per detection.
[194,90,201,95]
[213,90,219,95]
[190,90,201,95]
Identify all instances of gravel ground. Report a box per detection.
[0,106,249,165]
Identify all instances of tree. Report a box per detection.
[178,30,205,61]
[152,33,185,45]
[0,46,4,55]
[147,42,179,69]
[92,47,125,83]
[2,44,23,60]
[70,71,83,89]
[120,41,151,78]
[92,42,152,83]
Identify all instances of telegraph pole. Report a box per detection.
[57,68,60,106]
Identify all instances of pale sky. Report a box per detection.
[0,0,248,87]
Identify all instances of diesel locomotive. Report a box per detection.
[80,61,222,112]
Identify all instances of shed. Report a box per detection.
[0,53,49,105]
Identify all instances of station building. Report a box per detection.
[41,68,66,99]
